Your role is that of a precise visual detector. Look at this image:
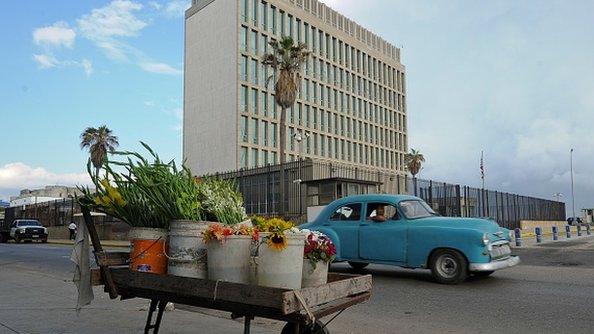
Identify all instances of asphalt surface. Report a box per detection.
[1,238,594,334]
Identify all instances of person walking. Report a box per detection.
[68,221,77,240]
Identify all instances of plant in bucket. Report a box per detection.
[202,222,257,284]
[79,147,171,275]
[301,230,336,287]
[252,217,306,289]
[198,179,253,284]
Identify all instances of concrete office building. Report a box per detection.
[184,0,407,176]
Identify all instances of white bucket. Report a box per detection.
[167,220,209,278]
[254,233,305,289]
[207,236,252,284]
[302,259,329,288]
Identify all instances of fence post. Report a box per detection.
[514,228,523,247]
[535,227,542,243]
[455,185,461,217]
[565,225,571,238]
[552,226,558,241]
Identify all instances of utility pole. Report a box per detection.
[570,148,576,220]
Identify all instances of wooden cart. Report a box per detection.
[82,208,372,334]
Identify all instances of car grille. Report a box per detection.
[490,243,511,260]
[25,227,45,234]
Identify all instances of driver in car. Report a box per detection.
[370,204,387,222]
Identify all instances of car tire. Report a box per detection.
[429,249,468,284]
[0,234,6,243]
[472,271,494,277]
[281,320,330,334]
[348,261,369,270]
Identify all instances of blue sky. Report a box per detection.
[1,0,593,214]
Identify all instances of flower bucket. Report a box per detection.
[254,232,305,289]
[129,227,168,274]
[167,220,209,278]
[207,236,252,284]
[302,259,329,288]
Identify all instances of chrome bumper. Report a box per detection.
[469,255,520,272]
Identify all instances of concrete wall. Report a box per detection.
[183,0,238,175]
[47,219,130,241]
[521,220,571,231]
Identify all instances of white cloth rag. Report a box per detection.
[70,220,94,312]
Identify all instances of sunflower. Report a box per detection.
[267,232,288,251]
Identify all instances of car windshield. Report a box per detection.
[18,220,41,227]
[398,200,437,219]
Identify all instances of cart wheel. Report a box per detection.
[281,320,330,334]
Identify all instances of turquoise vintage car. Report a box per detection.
[301,194,520,284]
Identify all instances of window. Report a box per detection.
[251,118,258,144]
[252,0,258,25]
[241,26,248,52]
[240,0,248,22]
[240,116,248,142]
[240,56,248,81]
[260,1,267,29]
[251,148,259,167]
[250,30,258,54]
[329,203,362,221]
[262,120,268,146]
[366,203,399,222]
[250,59,258,85]
[240,146,248,168]
[240,85,248,112]
[251,88,259,114]
[270,6,276,34]
[271,123,277,146]
[399,200,437,219]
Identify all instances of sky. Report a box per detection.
[1,0,593,215]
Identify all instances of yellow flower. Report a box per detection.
[267,232,288,251]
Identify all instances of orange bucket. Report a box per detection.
[128,228,168,274]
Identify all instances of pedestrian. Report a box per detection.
[68,221,77,240]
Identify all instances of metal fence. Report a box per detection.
[213,159,566,229]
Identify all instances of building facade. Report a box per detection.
[9,186,85,207]
[184,0,407,175]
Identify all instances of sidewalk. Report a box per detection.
[48,239,130,248]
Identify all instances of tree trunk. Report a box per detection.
[279,107,287,216]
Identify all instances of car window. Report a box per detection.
[329,203,361,221]
[366,202,399,222]
[399,200,437,219]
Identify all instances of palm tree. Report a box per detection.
[262,36,310,215]
[404,149,425,178]
[80,125,119,175]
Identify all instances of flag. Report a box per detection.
[480,151,485,181]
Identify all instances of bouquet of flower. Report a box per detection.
[303,230,336,268]
[251,217,300,251]
[202,223,258,244]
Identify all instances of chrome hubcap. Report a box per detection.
[436,255,458,278]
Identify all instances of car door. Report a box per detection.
[9,221,17,237]
[323,202,362,260]
[359,202,408,263]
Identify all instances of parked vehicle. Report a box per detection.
[566,217,585,226]
[0,219,48,243]
[301,194,520,284]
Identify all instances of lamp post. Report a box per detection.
[570,149,576,221]
[293,131,310,217]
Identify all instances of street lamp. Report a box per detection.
[570,149,576,220]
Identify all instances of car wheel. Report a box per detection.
[281,320,330,334]
[0,234,6,243]
[348,261,369,270]
[430,249,468,284]
[472,271,494,277]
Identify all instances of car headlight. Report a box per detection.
[482,233,490,246]
[19,228,27,233]
[508,230,514,239]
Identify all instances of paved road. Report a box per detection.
[1,238,594,334]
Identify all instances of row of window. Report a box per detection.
[239,0,402,88]
[239,140,406,170]
[240,115,407,154]
[240,85,407,144]
[240,27,405,111]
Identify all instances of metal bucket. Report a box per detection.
[207,236,252,284]
[129,227,168,274]
[301,259,329,288]
[254,233,305,289]
[167,220,209,278]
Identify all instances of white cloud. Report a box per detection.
[140,62,182,75]
[81,59,94,76]
[0,162,90,196]
[33,21,76,48]
[149,1,162,10]
[77,0,147,60]
[164,0,191,18]
[33,54,93,76]
[32,54,59,68]
[166,107,183,132]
